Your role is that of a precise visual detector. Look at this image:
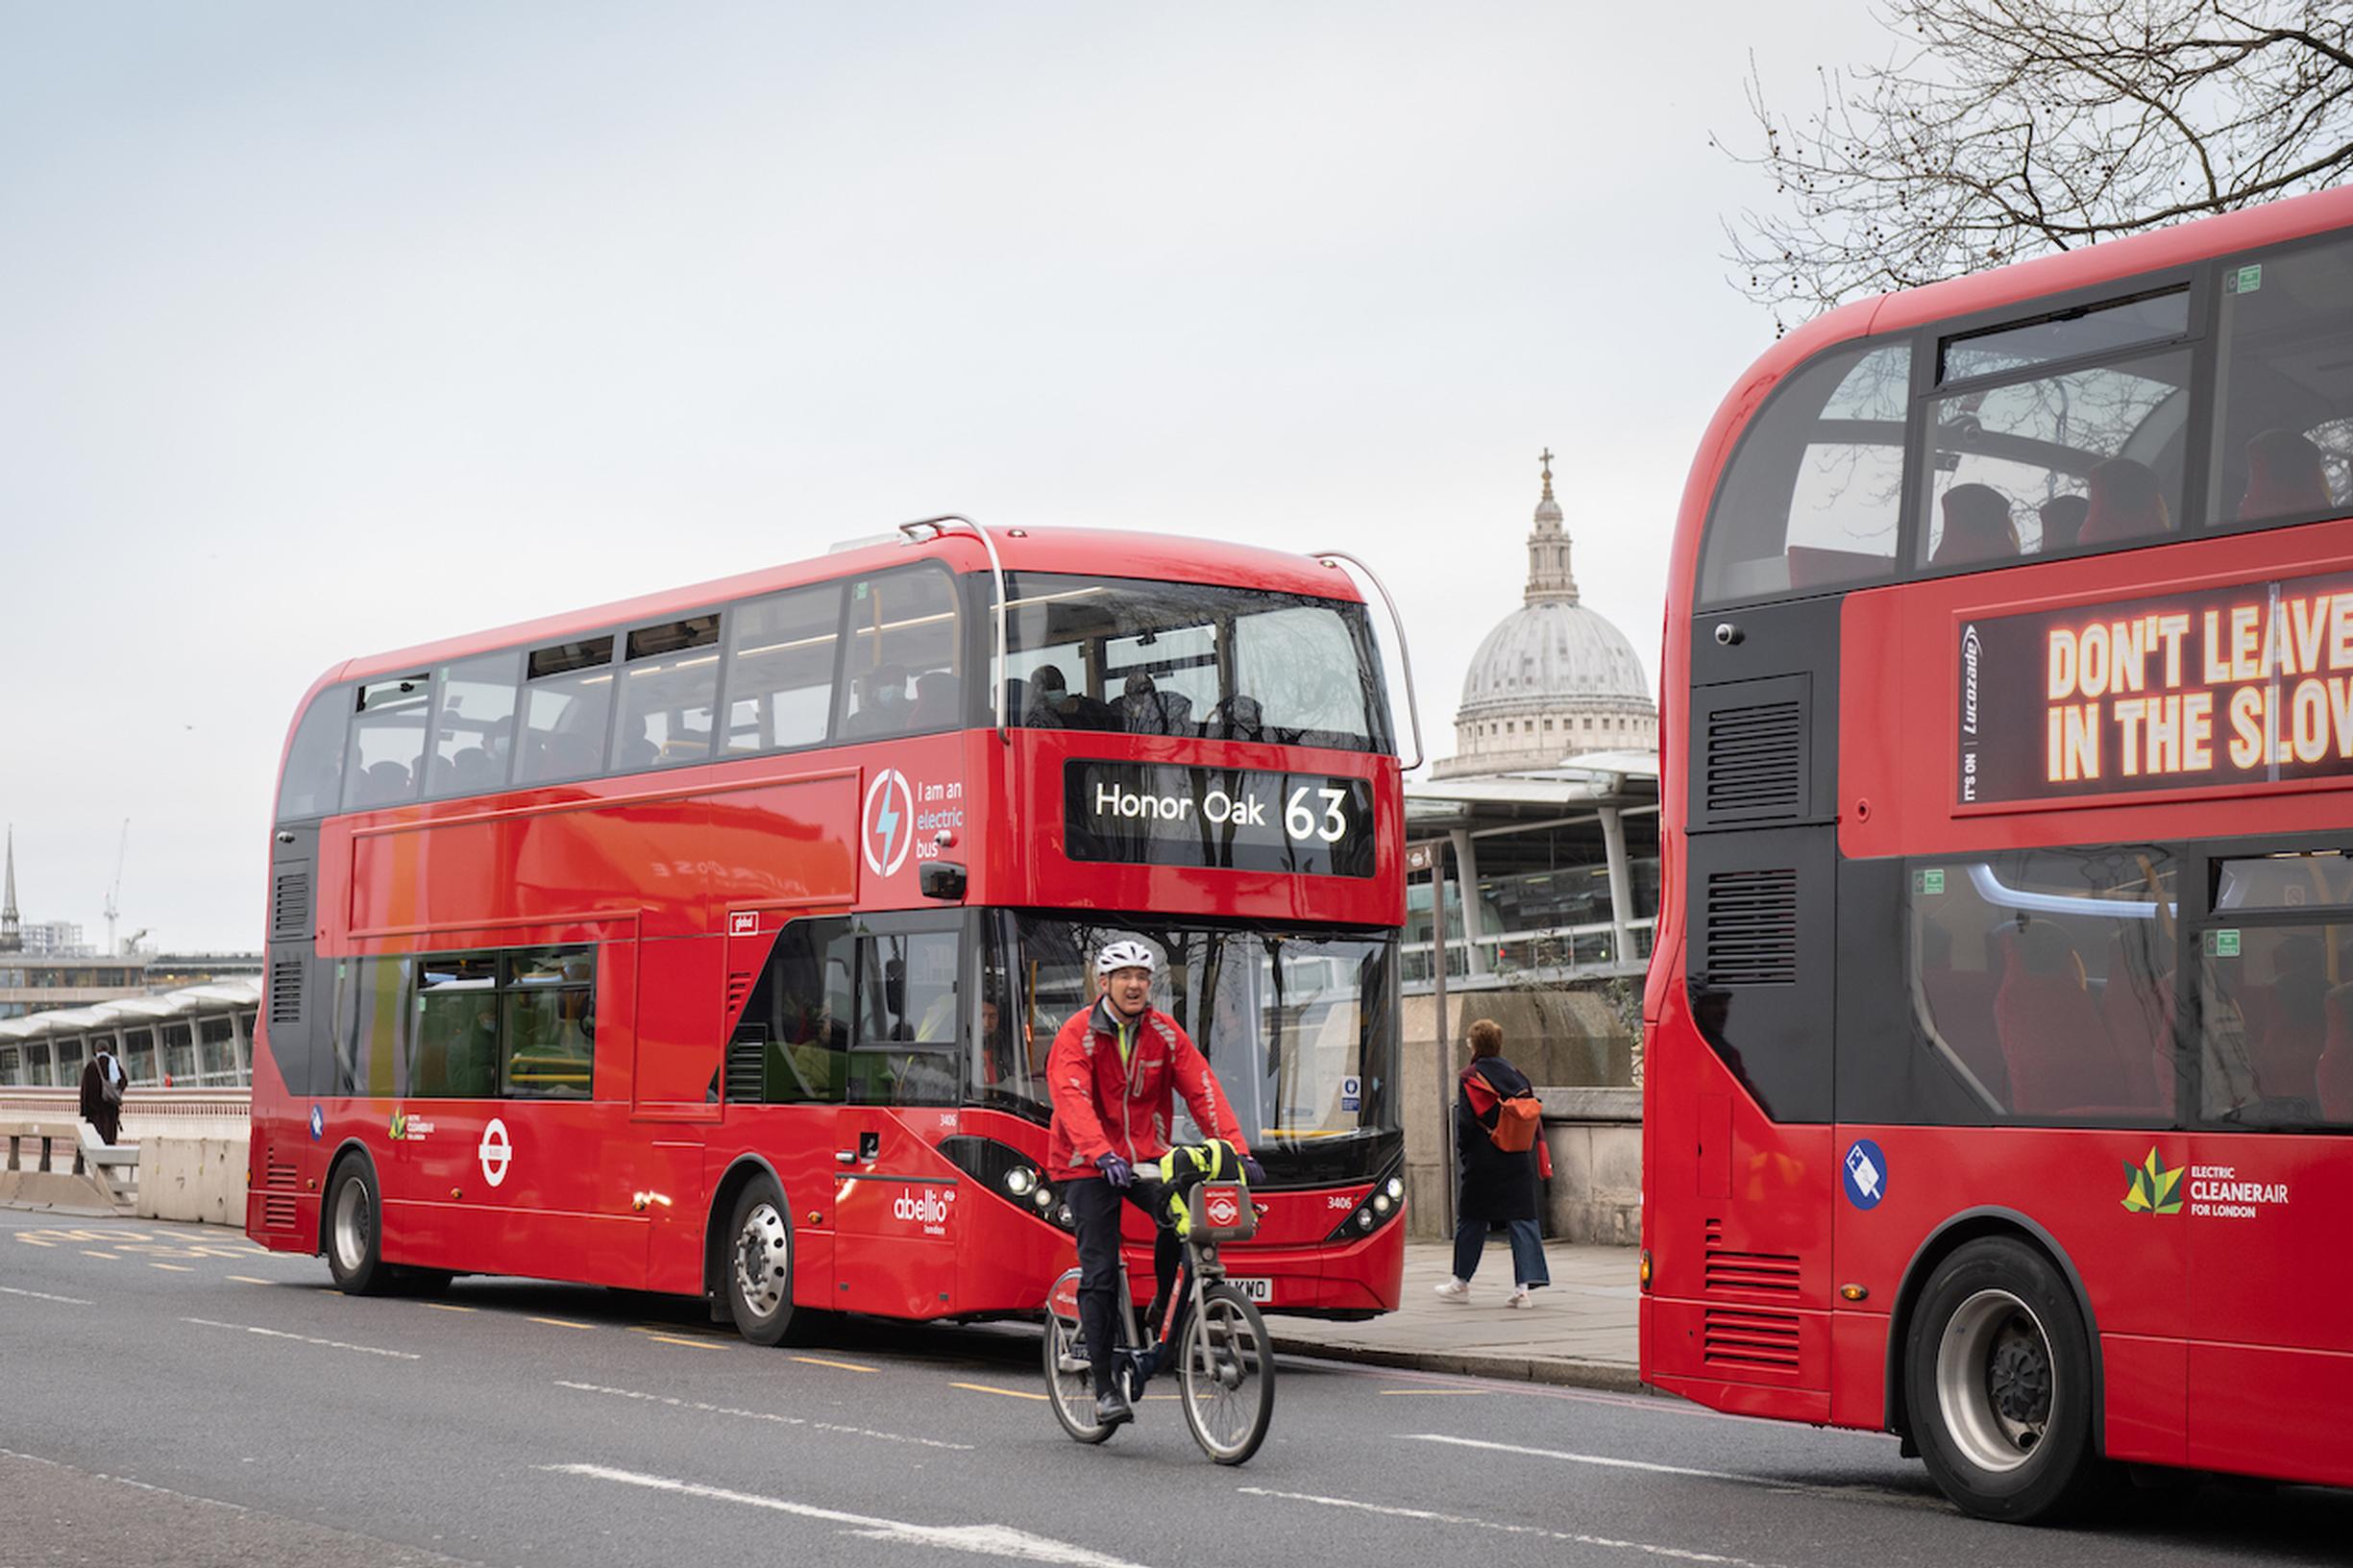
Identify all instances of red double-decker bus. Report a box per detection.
[245,521,1412,1341]
[1642,186,2353,1520]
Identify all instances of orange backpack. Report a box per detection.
[1467,1066,1543,1152]
[1488,1091,1542,1152]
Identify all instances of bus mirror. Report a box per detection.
[919,861,968,902]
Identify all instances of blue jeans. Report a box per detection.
[1452,1215,1550,1288]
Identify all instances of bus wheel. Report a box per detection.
[1904,1236,2104,1523]
[725,1178,799,1346]
[325,1158,395,1297]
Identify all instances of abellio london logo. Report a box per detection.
[2122,1146,2185,1214]
[862,768,916,877]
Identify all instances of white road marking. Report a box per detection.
[555,1381,972,1451]
[180,1316,421,1360]
[1402,1433,1944,1508]
[543,1462,1148,1567]
[0,1285,93,1305]
[1404,1433,1762,1483]
[1239,1486,1787,1568]
[0,1447,250,1512]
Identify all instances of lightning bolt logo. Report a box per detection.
[861,769,916,876]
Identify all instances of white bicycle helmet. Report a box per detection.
[1094,939,1160,978]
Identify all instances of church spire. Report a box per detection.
[1,826,19,953]
[1523,446,1580,605]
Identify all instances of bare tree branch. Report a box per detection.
[1723,0,2353,331]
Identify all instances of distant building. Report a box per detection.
[1431,452,1656,778]
[16,920,90,957]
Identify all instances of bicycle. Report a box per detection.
[1042,1142,1276,1464]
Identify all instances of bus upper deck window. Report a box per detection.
[2210,233,2353,530]
[1697,339,1910,606]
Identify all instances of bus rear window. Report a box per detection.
[999,573,1392,753]
[1698,340,1911,605]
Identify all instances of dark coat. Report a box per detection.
[1454,1056,1540,1223]
[79,1051,124,1145]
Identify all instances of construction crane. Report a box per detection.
[103,819,130,957]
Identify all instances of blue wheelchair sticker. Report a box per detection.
[1842,1139,1887,1210]
[1339,1075,1361,1113]
[309,1104,325,1140]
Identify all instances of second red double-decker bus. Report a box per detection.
[1644,184,2353,1520]
[245,521,1413,1340]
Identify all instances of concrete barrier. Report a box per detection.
[137,1137,244,1226]
[1539,1087,1641,1246]
[0,1119,118,1213]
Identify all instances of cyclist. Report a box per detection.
[1047,937,1259,1430]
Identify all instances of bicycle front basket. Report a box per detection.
[1187,1181,1258,1242]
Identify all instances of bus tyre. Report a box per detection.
[1904,1237,2104,1523]
[724,1178,801,1347]
[324,1157,395,1297]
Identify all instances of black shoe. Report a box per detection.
[1092,1389,1134,1429]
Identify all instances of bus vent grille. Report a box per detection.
[271,870,311,941]
[1703,1221,1802,1299]
[1703,699,1803,822]
[261,1155,300,1229]
[1703,1308,1802,1372]
[724,1036,765,1106]
[269,960,304,1026]
[1703,870,1799,985]
[725,972,752,1017]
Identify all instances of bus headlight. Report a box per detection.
[1005,1166,1037,1196]
[1323,1166,1409,1242]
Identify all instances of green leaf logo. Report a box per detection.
[389,1109,407,1141]
[2121,1147,2183,1214]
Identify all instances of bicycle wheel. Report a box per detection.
[1042,1268,1114,1444]
[1178,1283,1274,1464]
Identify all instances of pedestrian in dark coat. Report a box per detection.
[1434,1017,1552,1307]
[79,1045,126,1146]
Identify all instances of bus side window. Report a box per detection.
[277,685,352,821]
[615,615,721,772]
[1697,339,1910,605]
[839,568,962,741]
[515,635,616,786]
[850,930,961,1107]
[343,674,433,811]
[2211,233,2353,530]
[742,918,852,1104]
[723,583,842,756]
[425,651,521,800]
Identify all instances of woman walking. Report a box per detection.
[1435,1017,1552,1307]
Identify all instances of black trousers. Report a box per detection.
[1069,1174,1182,1396]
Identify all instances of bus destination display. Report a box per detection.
[1064,761,1376,877]
[1958,568,2353,805]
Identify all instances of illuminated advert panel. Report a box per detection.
[1063,760,1376,877]
[1957,569,2353,806]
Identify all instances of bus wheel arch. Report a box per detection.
[318,1141,397,1296]
[1887,1212,2109,1522]
[707,1157,812,1346]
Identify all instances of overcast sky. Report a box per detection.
[1,1,1875,952]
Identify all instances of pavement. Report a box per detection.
[1271,1237,1641,1392]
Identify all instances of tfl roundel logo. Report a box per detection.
[862,769,916,877]
[1204,1188,1241,1228]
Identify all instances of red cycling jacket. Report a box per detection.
[1045,996,1249,1180]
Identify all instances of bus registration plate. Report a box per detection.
[1230,1276,1273,1303]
